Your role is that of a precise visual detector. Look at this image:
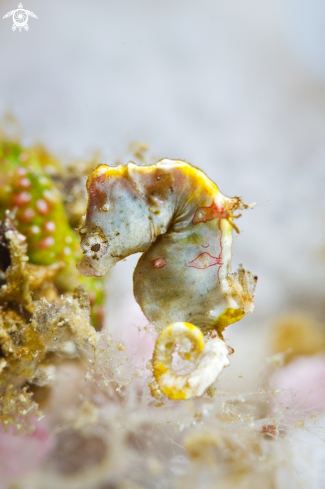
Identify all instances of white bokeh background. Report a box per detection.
[1,0,325,388]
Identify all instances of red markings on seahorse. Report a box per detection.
[192,201,242,233]
[152,257,167,269]
[192,201,226,225]
[188,252,222,270]
[88,174,109,209]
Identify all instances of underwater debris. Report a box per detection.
[270,313,325,364]
[127,141,151,164]
[86,331,139,391]
[0,213,63,311]
[0,139,105,329]
[78,159,257,399]
[268,312,325,419]
[48,427,109,477]
[0,214,98,432]
[184,427,263,466]
[182,425,277,489]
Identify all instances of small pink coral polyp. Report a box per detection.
[16,167,27,176]
[63,246,71,256]
[21,208,35,223]
[17,177,31,189]
[12,191,32,207]
[153,257,166,269]
[29,226,40,235]
[43,221,56,232]
[36,199,50,215]
[38,236,55,249]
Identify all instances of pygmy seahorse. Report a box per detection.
[77,159,257,399]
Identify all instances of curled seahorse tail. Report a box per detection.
[151,322,230,400]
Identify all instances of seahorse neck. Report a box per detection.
[128,160,220,240]
[127,162,182,240]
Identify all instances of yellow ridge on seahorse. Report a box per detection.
[77,159,257,399]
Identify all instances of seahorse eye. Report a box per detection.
[91,243,101,252]
[81,233,108,259]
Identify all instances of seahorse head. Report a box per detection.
[77,164,152,277]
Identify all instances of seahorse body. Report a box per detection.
[78,159,256,337]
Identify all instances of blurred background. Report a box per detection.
[1,0,325,389]
[1,2,325,486]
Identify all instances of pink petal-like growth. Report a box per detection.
[270,356,325,415]
[0,421,53,479]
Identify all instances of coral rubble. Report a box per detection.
[0,139,105,328]
[0,214,97,432]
